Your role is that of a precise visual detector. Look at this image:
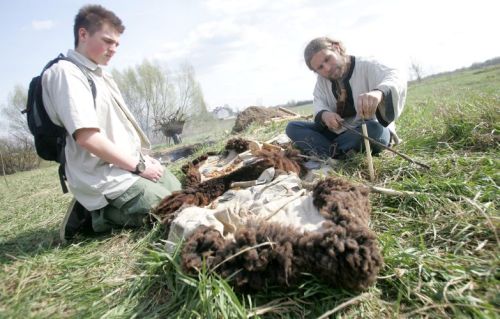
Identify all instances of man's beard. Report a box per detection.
[329,65,343,80]
[329,57,348,80]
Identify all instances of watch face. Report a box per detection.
[137,161,146,173]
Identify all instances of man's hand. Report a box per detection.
[357,90,383,119]
[141,155,164,182]
[322,111,343,130]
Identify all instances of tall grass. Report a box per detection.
[1,65,498,318]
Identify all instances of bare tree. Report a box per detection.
[176,63,209,118]
[410,58,424,82]
[2,85,31,142]
[0,86,40,173]
[112,67,147,129]
[154,63,211,143]
[114,60,209,144]
[139,60,176,127]
[113,60,177,139]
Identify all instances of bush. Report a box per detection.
[0,138,40,175]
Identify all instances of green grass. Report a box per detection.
[1,65,499,318]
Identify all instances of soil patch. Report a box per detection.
[232,106,291,133]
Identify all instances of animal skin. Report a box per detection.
[155,138,382,291]
[180,177,382,291]
[180,154,208,188]
[154,146,305,229]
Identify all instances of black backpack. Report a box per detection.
[22,54,96,193]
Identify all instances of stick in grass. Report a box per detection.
[339,121,430,169]
[361,119,375,181]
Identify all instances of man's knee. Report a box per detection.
[365,121,390,153]
[286,121,320,141]
[365,121,387,139]
[285,121,301,139]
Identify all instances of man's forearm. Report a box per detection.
[74,129,138,172]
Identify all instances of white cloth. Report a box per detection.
[313,55,407,139]
[42,50,150,210]
[166,169,327,251]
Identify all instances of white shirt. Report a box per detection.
[42,50,150,210]
[313,56,407,139]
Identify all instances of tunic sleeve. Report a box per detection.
[367,60,407,126]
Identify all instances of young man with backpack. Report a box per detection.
[39,5,181,240]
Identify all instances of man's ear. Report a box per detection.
[78,27,88,43]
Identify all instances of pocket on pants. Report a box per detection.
[107,181,148,216]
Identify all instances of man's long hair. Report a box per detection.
[73,5,125,48]
[304,37,346,70]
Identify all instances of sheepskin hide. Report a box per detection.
[180,177,382,291]
[155,143,381,292]
[154,148,304,229]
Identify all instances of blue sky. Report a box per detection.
[0,0,499,116]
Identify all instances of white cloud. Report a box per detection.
[203,0,269,15]
[153,18,247,71]
[31,19,55,31]
[123,0,500,110]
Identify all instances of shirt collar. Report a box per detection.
[67,49,102,75]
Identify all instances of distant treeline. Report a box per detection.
[277,99,313,108]
[411,56,500,84]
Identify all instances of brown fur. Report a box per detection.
[225,138,249,153]
[154,148,306,228]
[179,177,382,291]
[182,217,382,291]
[154,159,274,229]
[181,154,208,188]
[312,178,371,225]
[182,222,299,291]
[253,148,306,178]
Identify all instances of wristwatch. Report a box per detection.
[131,156,146,175]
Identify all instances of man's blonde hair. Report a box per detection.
[304,37,346,70]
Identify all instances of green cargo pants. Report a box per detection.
[91,168,181,232]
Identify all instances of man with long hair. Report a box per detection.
[286,37,407,158]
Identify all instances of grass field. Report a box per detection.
[0,65,498,318]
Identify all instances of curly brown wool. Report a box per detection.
[181,154,208,188]
[225,138,250,153]
[181,225,227,271]
[297,221,382,291]
[181,222,299,291]
[182,219,382,291]
[312,178,371,225]
[179,177,382,292]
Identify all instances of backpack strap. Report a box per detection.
[58,151,69,193]
[63,57,97,109]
